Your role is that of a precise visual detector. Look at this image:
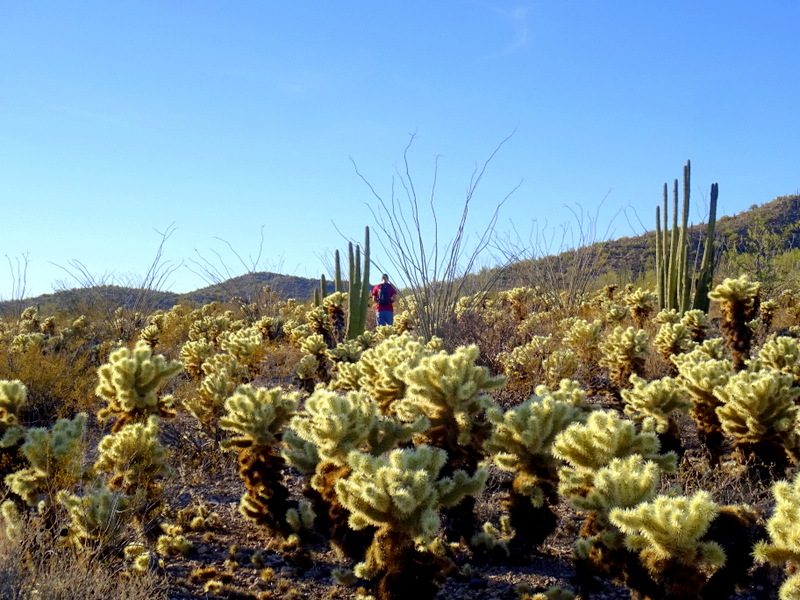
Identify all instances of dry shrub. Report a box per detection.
[0,512,167,600]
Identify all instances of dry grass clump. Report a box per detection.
[0,512,167,600]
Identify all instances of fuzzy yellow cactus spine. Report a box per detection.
[654,322,697,374]
[754,471,800,600]
[332,332,440,413]
[598,326,649,390]
[709,275,761,371]
[758,335,800,384]
[96,340,183,432]
[219,384,299,536]
[624,287,658,330]
[219,326,267,376]
[609,491,725,598]
[185,353,249,436]
[714,368,800,471]
[483,392,586,554]
[335,445,487,600]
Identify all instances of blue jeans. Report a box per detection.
[376,310,394,326]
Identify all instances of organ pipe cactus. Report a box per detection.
[346,226,371,339]
[95,340,183,432]
[335,445,487,600]
[219,385,299,536]
[654,160,718,313]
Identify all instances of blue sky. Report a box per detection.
[1,1,798,298]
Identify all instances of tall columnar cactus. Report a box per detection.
[96,340,183,432]
[654,160,719,313]
[335,445,487,600]
[609,491,725,599]
[346,226,372,339]
[713,368,800,471]
[219,385,299,537]
[484,393,586,554]
[708,275,761,371]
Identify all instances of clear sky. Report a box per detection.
[1,1,798,299]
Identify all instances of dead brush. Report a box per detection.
[0,508,166,600]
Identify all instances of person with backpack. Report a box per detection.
[371,273,398,326]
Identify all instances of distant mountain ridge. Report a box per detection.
[3,194,799,317]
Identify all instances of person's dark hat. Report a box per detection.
[381,273,389,279]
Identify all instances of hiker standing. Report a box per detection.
[372,273,398,326]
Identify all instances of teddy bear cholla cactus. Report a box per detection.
[56,483,134,554]
[552,410,678,507]
[329,332,441,412]
[758,335,800,384]
[709,275,761,371]
[5,412,87,508]
[335,445,487,600]
[598,326,649,389]
[713,368,800,471]
[96,340,183,432]
[624,287,658,330]
[754,471,800,600]
[219,384,299,536]
[0,379,26,449]
[483,390,586,554]
[621,375,692,455]
[283,388,426,557]
[672,344,733,461]
[395,344,505,541]
[93,415,170,536]
[609,491,725,599]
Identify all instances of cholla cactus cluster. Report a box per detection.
[709,275,761,370]
[598,326,649,388]
[96,340,183,431]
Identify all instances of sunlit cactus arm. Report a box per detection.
[56,484,133,552]
[598,326,649,388]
